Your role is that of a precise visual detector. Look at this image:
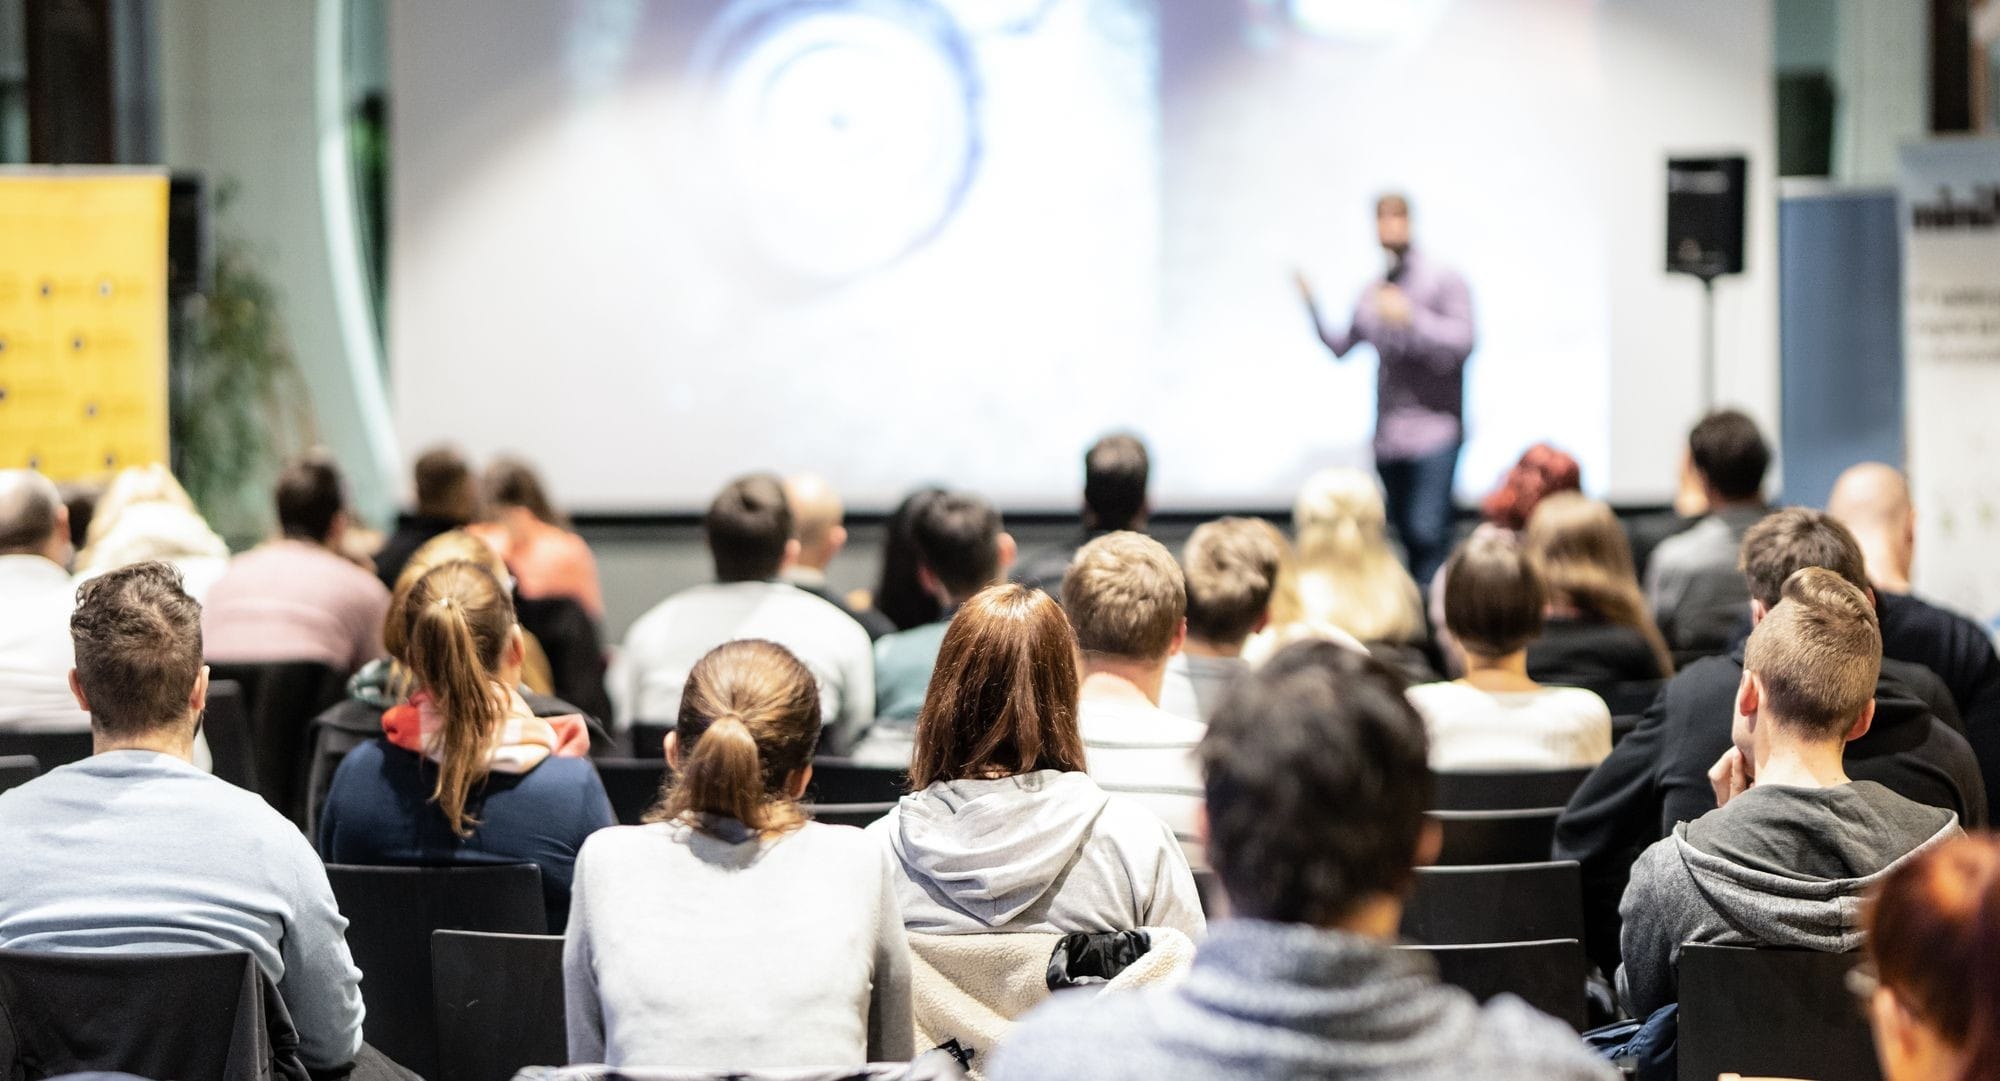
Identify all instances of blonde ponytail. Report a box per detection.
[398,562,515,837]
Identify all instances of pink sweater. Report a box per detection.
[202,540,391,672]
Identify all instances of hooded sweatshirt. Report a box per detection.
[989,919,1617,1081]
[1616,780,1962,1018]
[869,770,1205,939]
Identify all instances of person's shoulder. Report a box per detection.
[1466,995,1621,1080]
[992,986,1165,1081]
[1541,686,1612,717]
[787,819,890,864]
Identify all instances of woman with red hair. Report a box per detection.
[1860,833,2000,1081]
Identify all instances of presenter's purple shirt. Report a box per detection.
[1310,249,1477,462]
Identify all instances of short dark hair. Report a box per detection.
[483,457,566,527]
[1442,534,1546,658]
[275,455,346,542]
[912,492,1003,601]
[1200,640,1428,925]
[1083,433,1149,532]
[1062,531,1185,662]
[1689,410,1770,502]
[1738,508,1868,608]
[413,446,474,520]
[0,469,61,553]
[706,474,793,583]
[70,561,205,739]
[1181,517,1283,645]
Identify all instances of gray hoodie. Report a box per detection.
[1617,780,1962,1017]
[869,770,1205,939]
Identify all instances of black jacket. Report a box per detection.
[1877,589,2000,803]
[1527,618,1667,687]
[373,515,462,589]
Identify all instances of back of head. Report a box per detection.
[875,486,948,632]
[1689,409,1770,503]
[656,639,821,834]
[1182,517,1285,647]
[1083,433,1149,532]
[1292,467,1422,642]
[0,469,62,555]
[1479,443,1582,531]
[1526,493,1671,674]
[1865,833,2000,1081]
[413,446,475,522]
[386,530,512,662]
[396,561,518,836]
[275,454,347,543]
[910,584,1085,789]
[1742,567,1881,739]
[482,457,565,528]
[1294,467,1389,558]
[1062,531,1185,663]
[70,561,204,741]
[912,491,1003,602]
[705,473,793,583]
[1826,462,1912,538]
[783,474,844,560]
[1200,639,1428,925]
[1442,534,1545,659]
[1739,507,1869,607]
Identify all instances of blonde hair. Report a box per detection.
[1291,468,1424,643]
[1061,531,1186,661]
[1525,493,1673,677]
[384,529,554,701]
[74,465,227,575]
[395,561,517,837]
[1182,517,1285,646]
[652,640,820,835]
[1743,567,1882,738]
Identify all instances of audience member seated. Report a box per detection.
[991,641,1616,1081]
[1829,462,2000,805]
[1428,444,1581,677]
[1523,493,1674,686]
[1065,532,1209,865]
[862,487,947,635]
[863,490,1014,743]
[0,563,365,1073]
[565,640,912,1069]
[1556,509,1985,976]
[612,474,874,751]
[202,454,392,674]
[374,446,477,590]
[1616,568,1963,1020]
[1013,432,1150,595]
[1860,833,2000,1081]
[1407,535,1612,771]
[1159,517,1284,723]
[872,584,1203,938]
[72,464,231,601]
[1645,410,1771,656]
[782,474,893,639]
[471,456,605,622]
[319,560,612,925]
[0,470,88,732]
[1257,467,1428,676]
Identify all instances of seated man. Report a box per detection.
[203,454,392,673]
[781,473,893,640]
[1617,567,1963,1019]
[0,469,88,732]
[868,490,1015,726]
[374,445,476,589]
[1159,517,1283,723]
[1645,410,1771,656]
[1064,532,1207,865]
[1013,433,1150,595]
[612,473,874,753]
[992,641,1616,1081]
[0,562,366,1073]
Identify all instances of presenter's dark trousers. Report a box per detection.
[1378,443,1460,585]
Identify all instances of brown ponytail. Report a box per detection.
[397,561,516,837]
[649,639,820,836]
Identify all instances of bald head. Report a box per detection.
[0,469,68,562]
[783,474,847,571]
[1826,462,1914,591]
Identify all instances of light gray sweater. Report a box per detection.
[564,818,914,1068]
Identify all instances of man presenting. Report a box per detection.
[1297,193,1476,583]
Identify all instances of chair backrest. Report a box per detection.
[1428,807,1562,865]
[1431,768,1592,811]
[809,801,896,828]
[431,931,566,1081]
[1677,945,1881,1081]
[1401,861,1583,945]
[807,757,908,805]
[629,721,672,759]
[0,755,37,795]
[207,660,348,824]
[302,700,384,838]
[595,758,672,825]
[0,947,305,1081]
[325,863,548,1081]
[203,680,259,793]
[1402,939,1587,1031]
[0,730,90,773]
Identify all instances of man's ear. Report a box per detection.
[189,665,210,715]
[1748,597,1770,626]
[1414,818,1444,868]
[1846,697,1877,744]
[1736,669,1762,730]
[68,669,90,713]
[828,524,848,557]
[782,538,802,570]
[996,532,1018,575]
[917,566,947,604]
[326,509,349,548]
[1168,617,1188,658]
[1251,608,1272,635]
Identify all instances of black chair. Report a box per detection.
[1401,861,1583,945]
[0,730,89,772]
[809,801,896,828]
[0,756,36,795]
[326,863,548,1081]
[0,947,306,1081]
[432,931,566,1081]
[1431,768,1591,811]
[1676,944,1880,1081]
[207,660,348,825]
[1429,807,1562,865]
[596,758,671,825]
[807,757,907,805]
[629,722,673,759]
[1403,939,1588,1030]
[1580,679,1665,717]
[203,680,259,793]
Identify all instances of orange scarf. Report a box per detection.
[381,685,590,773]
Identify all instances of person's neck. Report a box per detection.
[94,724,197,763]
[1857,538,1913,594]
[1752,734,1852,790]
[1181,637,1243,660]
[1327,893,1403,940]
[1459,651,1537,692]
[1082,661,1168,707]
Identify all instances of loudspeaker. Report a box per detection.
[1665,156,1747,279]
[167,172,212,300]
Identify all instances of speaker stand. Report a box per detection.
[1698,272,1719,412]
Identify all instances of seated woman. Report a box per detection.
[563,639,912,1069]
[1523,493,1674,686]
[1405,535,1612,771]
[471,457,605,622]
[318,560,613,927]
[875,584,1204,938]
[1861,833,2000,1081]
